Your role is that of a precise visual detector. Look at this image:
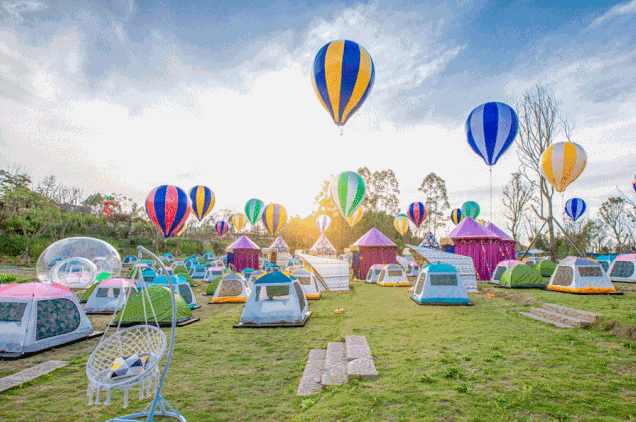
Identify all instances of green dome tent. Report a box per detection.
[205,275,224,295]
[114,286,193,325]
[535,260,557,277]
[499,265,546,288]
[80,283,98,303]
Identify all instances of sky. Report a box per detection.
[0,0,635,236]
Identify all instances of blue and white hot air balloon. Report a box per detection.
[565,198,586,222]
[465,102,519,166]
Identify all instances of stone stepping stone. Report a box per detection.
[345,335,378,379]
[530,307,590,327]
[541,303,601,323]
[520,312,574,329]
[296,349,326,396]
[0,361,68,393]
[321,342,347,386]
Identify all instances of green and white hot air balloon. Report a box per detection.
[329,171,366,218]
[245,198,265,225]
[461,201,480,220]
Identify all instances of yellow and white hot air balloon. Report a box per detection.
[232,213,248,232]
[394,214,409,236]
[540,142,587,192]
[347,206,364,228]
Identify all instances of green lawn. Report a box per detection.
[1,282,635,421]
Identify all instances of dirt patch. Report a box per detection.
[592,317,636,341]
[479,286,537,306]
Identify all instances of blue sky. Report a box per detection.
[1,0,635,236]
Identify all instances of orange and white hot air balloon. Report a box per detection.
[347,206,364,227]
[540,142,587,192]
[394,214,409,236]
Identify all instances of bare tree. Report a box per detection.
[501,172,533,241]
[599,197,632,252]
[516,84,565,260]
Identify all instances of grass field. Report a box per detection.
[1,281,636,421]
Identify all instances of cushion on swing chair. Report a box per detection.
[109,353,151,379]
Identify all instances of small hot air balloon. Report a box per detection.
[565,198,586,222]
[330,171,366,218]
[461,201,480,220]
[407,202,427,228]
[188,186,215,222]
[394,214,409,236]
[262,203,287,236]
[347,206,364,228]
[540,142,587,192]
[146,185,191,238]
[633,173,636,193]
[232,213,248,232]
[450,208,463,225]
[312,40,375,128]
[316,215,331,234]
[176,221,187,237]
[215,221,229,237]
[245,198,265,225]
[466,102,519,166]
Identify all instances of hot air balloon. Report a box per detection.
[177,221,187,237]
[232,213,248,232]
[407,202,427,228]
[461,201,480,220]
[565,198,586,222]
[316,215,331,234]
[394,214,409,236]
[540,142,587,192]
[466,102,519,166]
[330,171,366,218]
[145,185,191,238]
[450,208,463,225]
[633,173,636,193]
[347,206,364,228]
[262,203,287,236]
[188,185,215,222]
[245,198,264,225]
[215,221,229,237]
[312,40,375,129]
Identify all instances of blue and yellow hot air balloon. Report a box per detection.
[262,203,287,237]
[450,208,463,225]
[188,186,215,222]
[312,40,375,128]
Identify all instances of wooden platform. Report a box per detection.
[233,311,312,328]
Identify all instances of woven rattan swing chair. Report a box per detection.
[86,246,186,421]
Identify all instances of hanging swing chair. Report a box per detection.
[86,246,186,422]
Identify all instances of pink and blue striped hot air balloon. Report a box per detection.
[316,215,331,234]
[407,202,427,228]
[466,102,519,166]
[146,185,191,238]
[565,198,586,222]
[632,174,636,193]
[215,220,229,237]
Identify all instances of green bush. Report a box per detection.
[0,274,17,283]
[0,235,26,256]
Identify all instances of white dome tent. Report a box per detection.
[609,254,636,283]
[376,263,410,287]
[290,268,322,300]
[547,257,616,294]
[84,278,137,315]
[412,264,472,306]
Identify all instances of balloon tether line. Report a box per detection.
[489,166,493,222]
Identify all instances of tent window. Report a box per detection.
[0,302,27,322]
[493,266,507,281]
[36,298,81,340]
[366,270,374,280]
[415,278,424,295]
[294,282,307,310]
[430,274,457,286]
[599,261,609,272]
[96,288,120,298]
[578,266,602,277]
[298,276,311,286]
[552,266,573,286]
[525,261,535,267]
[178,285,193,304]
[255,285,290,301]
[388,270,403,277]
[610,261,634,278]
[217,280,243,297]
[377,271,386,283]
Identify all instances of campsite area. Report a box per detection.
[1,279,635,422]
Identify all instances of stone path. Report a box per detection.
[297,335,378,396]
[0,361,68,393]
[521,303,601,329]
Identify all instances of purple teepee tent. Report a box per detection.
[486,223,517,262]
[447,217,499,281]
[351,228,397,278]
[226,235,260,272]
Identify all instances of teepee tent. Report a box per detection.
[236,272,311,327]
[376,263,410,287]
[84,278,137,314]
[309,234,337,257]
[412,264,472,305]
[499,265,546,288]
[148,275,198,309]
[419,232,441,249]
[114,286,193,325]
[351,228,397,279]
[290,268,321,300]
[210,273,250,303]
[609,254,636,283]
[548,257,616,294]
[490,260,524,284]
[365,264,384,283]
[269,236,290,253]
[0,282,95,357]
[226,235,260,273]
[447,217,499,281]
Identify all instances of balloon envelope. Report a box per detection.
[466,102,519,166]
[245,199,265,225]
[330,171,366,218]
[394,214,409,236]
[633,174,636,193]
[347,207,364,227]
[450,208,463,225]
[215,221,229,237]
[232,213,248,232]
[461,202,480,220]
[146,185,191,238]
[262,203,287,236]
[407,202,427,228]
[312,40,375,127]
[316,215,331,234]
[565,198,586,222]
[188,186,215,222]
[540,142,587,192]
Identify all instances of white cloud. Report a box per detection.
[589,0,636,29]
